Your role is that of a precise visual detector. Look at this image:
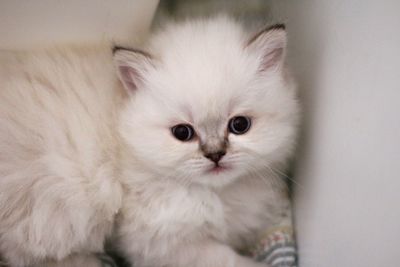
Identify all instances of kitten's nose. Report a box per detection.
[204,151,226,164]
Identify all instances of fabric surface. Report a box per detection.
[253,226,297,267]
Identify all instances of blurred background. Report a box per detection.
[155,0,270,22]
[1,1,400,266]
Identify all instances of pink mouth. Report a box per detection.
[208,165,231,174]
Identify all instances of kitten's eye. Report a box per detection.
[171,124,195,141]
[228,116,251,135]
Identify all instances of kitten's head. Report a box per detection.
[114,17,298,187]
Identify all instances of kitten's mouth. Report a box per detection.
[207,164,231,175]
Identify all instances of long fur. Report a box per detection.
[0,48,123,266]
[113,16,299,267]
[0,16,299,267]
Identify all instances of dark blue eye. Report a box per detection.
[228,116,251,135]
[171,124,195,141]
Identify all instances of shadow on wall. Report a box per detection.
[269,1,326,184]
[153,0,271,26]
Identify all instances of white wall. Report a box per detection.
[0,0,159,49]
[269,1,400,266]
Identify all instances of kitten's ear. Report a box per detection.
[113,46,153,93]
[246,24,287,72]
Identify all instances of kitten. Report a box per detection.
[112,16,298,267]
[0,15,298,267]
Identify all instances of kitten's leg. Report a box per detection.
[0,154,122,267]
[0,173,116,267]
[0,202,109,267]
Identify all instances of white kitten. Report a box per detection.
[0,15,298,267]
[113,16,298,267]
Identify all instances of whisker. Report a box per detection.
[266,163,304,190]
[242,149,304,190]
[244,161,288,195]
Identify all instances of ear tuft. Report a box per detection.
[246,24,287,72]
[113,47,153,93]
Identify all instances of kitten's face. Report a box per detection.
[115,19,298,187]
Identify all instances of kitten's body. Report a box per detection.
[0,16,298,267]
[0,48,123,266]
[116,163,291,267]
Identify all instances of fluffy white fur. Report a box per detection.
[113,17,298,267]
[0,16,298,267]
[0,48,124,266]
